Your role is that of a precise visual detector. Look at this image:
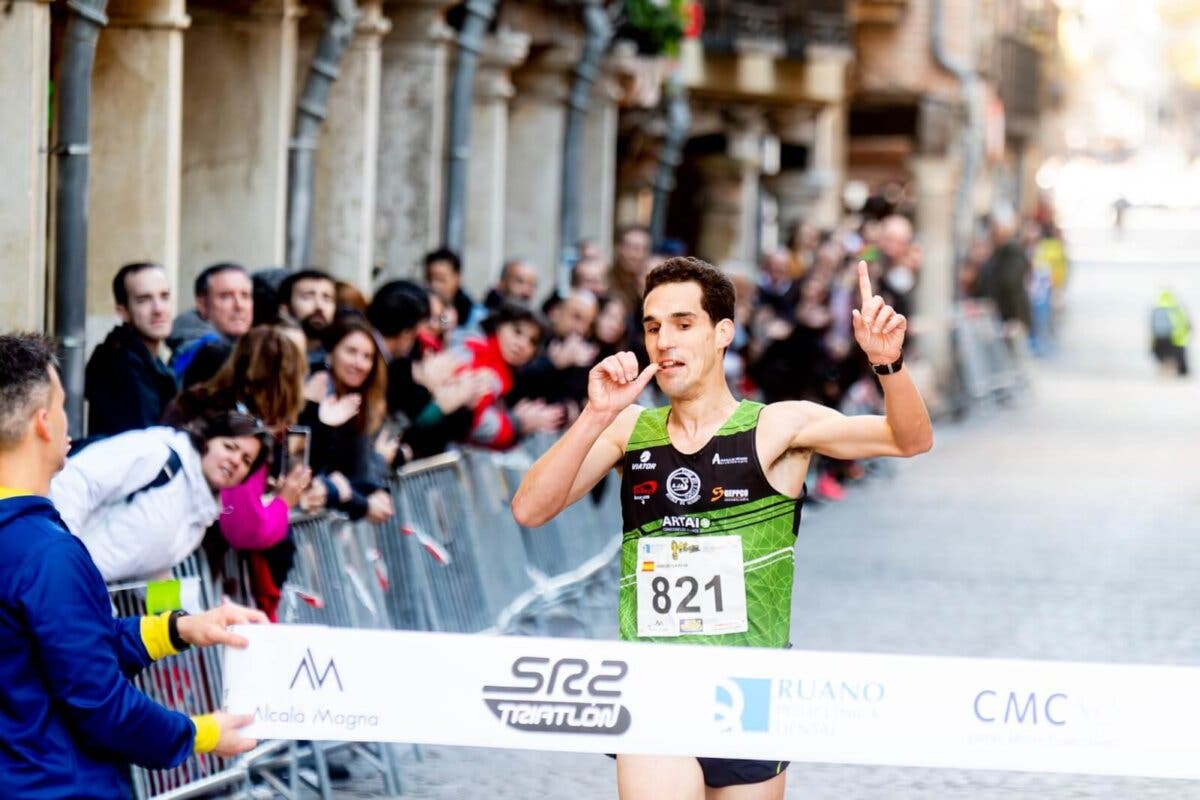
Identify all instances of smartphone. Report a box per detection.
[282,425,311,476]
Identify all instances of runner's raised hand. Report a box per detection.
[587,351,658,417]
[851,260,906,365]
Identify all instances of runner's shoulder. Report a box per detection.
[758,401,836,452]
[606,404,648,453]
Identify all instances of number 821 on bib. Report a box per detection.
[635,535,748,638]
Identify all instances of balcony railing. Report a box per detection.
[700,0,851,60]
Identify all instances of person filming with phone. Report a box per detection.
[163,322,321,618]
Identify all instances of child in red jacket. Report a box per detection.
[458,303,563,449]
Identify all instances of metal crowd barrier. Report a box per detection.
[112,438,623,798]
[107,553,316,800]
[953,299,1032,406]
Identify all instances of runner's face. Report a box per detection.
[642,281,727,398]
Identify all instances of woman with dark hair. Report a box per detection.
[299,314,393,522]
[50,410,271,582]
[163,322,319,617]
[457,302,562,449]
[164,322,319,527]
[593,293,631,361]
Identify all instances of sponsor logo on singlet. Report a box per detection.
[631,450,657,471]
[665,467,702,505]
[632,480,658,504]
[661,515,712,532]
[710,486,750,503]
[712,452,749,466]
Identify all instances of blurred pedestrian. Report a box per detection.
[84,262,178,437]
[975,206,1033,331]
[1151,289,1190,377]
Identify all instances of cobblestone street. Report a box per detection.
[339,220,1200,799]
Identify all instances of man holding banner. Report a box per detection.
[513,257,933,799]
[0,333,267,800]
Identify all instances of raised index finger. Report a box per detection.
[857,260,873,305]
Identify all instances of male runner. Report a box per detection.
[512,257,932,800]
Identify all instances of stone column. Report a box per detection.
[577,43,635,262]
[766,107,815,239]
[693,111,764,265]
[88,0,188,345]
[505,45,576,292]
[305,1,390,289]
[810,102,848,228]
[0,0,51,330]
[179,0,301,287]
[462,29,529,299]
[374,0,455,281]
[910,154,957,382]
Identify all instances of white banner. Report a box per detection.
[224,625,1200,780]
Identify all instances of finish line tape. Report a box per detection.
[224,625,1200,780]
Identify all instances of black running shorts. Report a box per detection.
[696,756,788,788]
[608,755,788,788]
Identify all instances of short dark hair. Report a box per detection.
[480,302,545,344]
[0,333,57,450]
[194,262,248,299]
[277,268,336,311]
[367,280,430,337]
[112,262,165,307]
[423,247,462,275]
[643,257,736,325]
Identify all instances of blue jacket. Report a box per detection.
[0,494,195,799]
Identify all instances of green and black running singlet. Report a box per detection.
[618,400,804,647]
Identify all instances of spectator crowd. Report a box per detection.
[68,195,1068,617]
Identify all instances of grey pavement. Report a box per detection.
[341,217,1200,798]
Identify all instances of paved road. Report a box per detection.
[342,219,1200,798]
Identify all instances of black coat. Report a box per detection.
[84,324,178,437]
[385,354,473,461]
[300,400,388,521]
[976,242,1032,328]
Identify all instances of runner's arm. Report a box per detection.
[778,370,933,460]
[511,405,636,528]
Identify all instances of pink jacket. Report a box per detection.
[217,465,289,550]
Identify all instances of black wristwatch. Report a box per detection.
[871,354,904,376]
[167,610,191,652]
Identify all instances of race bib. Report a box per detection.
[636,535,747,638]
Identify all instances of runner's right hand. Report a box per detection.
[587,352,658,417]
[210,712,257,758]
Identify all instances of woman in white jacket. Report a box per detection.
[50,410,271,582]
